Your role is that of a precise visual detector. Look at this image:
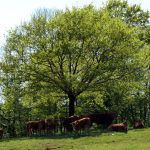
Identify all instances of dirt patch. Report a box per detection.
[43,144,61,150]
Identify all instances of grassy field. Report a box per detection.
[0,128,150,150]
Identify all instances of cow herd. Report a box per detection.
[25,112,117,136]
[0,112,146,139]
[27,119,59,136]
[26,112,145,136]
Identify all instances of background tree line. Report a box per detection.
[0,0,150,137]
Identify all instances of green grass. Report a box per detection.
[0,128,150,150]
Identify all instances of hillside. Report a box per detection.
[0,128,150,150]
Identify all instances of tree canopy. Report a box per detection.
[1,4,147,117]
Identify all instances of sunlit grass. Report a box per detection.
[0,128,150,150]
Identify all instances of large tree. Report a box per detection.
[2,6,146,116]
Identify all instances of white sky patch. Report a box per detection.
[0,0,149,47]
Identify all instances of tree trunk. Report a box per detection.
[68,93,76,116]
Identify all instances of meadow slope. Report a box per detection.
[0,128,150,150]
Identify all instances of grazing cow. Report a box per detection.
[59,117,64,133]
[45,119,59,134]
[71,117,91,134]
[38,120,46,135]
[27,121,40,136]
[133,120,144,129]
[85,112,117,128]
[63,115,79,132]
[0,128,3,139]
[108,122,128,133]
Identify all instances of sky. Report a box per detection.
[0,0,150,47]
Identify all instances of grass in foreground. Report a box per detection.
[0,128,150,150]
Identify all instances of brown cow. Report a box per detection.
[45,119,59,134]
[63,115,79,132]
[108,122,128,133]
[27,121,40,136]
[0,128,3,139]
[71,117,91,134]
[85,112,117,128]
[133,120,144,129]
[38,120,46,135]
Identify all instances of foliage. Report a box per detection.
[3,5,146,116]
[105,0,149,26]
[0,0,150,137]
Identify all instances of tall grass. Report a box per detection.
[0,128,150,150]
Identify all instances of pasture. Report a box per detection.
[0,128,150,150]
